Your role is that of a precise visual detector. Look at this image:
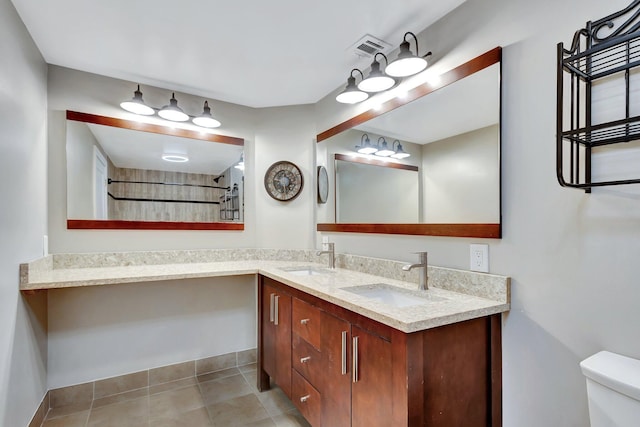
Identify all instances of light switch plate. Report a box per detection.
[322,236,329,244]
[469,244,489,273]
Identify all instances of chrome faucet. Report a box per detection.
[316,242,335,269]
[402,252,428,290]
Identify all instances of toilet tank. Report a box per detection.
[580,351,640,427]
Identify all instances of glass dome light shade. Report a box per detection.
[158,93,189,122]
[192,101,221,128]
[336,76,369,104]
[385,40,428,77]
[375,142,395,157]
[390,141,410,159]
[358,60,395,93]
[120,85,155,115]
[356,134,378,154]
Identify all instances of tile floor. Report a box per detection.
[41,363,311,427]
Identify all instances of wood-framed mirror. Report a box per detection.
[316,47,502,238]
[66,111,245,230]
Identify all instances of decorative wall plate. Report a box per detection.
[317,165,329,204]
[264,161,304,201]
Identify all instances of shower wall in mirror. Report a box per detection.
[317,48,502,238]
[66,111,245,230]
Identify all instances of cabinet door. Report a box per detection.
[351,325,393,427]
[262,283,277,380]
[274,290,292,398]
[320,312,351,427]
[260,282,292,398]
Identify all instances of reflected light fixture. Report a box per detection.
[162,154,189,163]
[375,137,395,157]
[234,153,245,170]
[336,69,369,104]
[390,140,410,159]
[385,32,432,78]
[192,101,221,128]
[356,133,378,154]
[120,85,155,116]
[358,53,396,93]
[158,93,189,122]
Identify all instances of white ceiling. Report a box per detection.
[87,123,243,175]
[356,63,500,144]
[11,0,465,108]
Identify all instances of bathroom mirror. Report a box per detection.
[66,111,245,230]
[317,47,502,238]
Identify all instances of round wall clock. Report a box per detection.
[264,161,304,201]
[317,165,329,204]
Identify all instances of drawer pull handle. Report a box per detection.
[300,394,310,403]
[274,295,280,326]
[300,356,311,364]
[269,293,275,323]
[300,318,310,325]
[341,331,348,375]
[352,336,359,383]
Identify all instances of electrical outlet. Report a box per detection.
[322,236,329,244]
[469,244,489,273]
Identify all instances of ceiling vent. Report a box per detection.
[349,34,392,58]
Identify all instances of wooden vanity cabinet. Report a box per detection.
[258,276,502,427]
[259,277,292,398]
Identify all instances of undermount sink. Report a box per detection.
[280,266,335,276]
[342,283,447,308]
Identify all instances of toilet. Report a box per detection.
[580,351,640,426]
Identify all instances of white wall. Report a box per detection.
[45,68,317,390]
[47,276,257,389]
[0,0,49,425]
[314,0,639,425]
[422,125,500,223]
[47,66,259,253]
[254,105,316,249]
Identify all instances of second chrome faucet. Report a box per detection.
[402,251,428,290]
[316,242,335,269]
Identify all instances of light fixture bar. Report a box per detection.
[120,86,223,129]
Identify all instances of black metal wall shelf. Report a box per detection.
[557,0,640,192]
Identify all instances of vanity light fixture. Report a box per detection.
[234,153,245,170]
[336,69,370,104]
[120,85,155,116]
[375,137,395,157]
[358,53,396,93]
[161,154,189,163]
[158,93,189,122]
[390,140,410,159]
[192,101,221,128]
[385,32,432,78]
[356,133,378,154]
[121,85,223,129]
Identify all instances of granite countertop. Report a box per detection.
[20,249,510,333]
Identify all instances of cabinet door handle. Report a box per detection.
[274,295,280,326]
[300,395,310,403]
[300,356,311,363]
[341,331,348,375]
[300,318,310,325]
[269,293,275,323]
[352,336,359,383]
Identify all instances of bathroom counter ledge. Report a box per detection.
[20,250,510,333]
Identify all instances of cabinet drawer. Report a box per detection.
[292,333,322,388]
[292,298,321,350]
[292,370,321,427]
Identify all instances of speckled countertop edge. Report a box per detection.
[20,249,510,333]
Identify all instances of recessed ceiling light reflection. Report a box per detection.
[162,154,189,163]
